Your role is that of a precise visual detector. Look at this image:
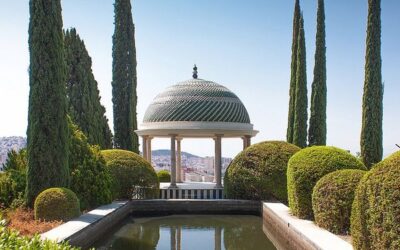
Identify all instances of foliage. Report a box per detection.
[312,169,365,234]
[157,170,171,183]
[7,208,62,236]
[34,187,80,222]
[101,150,159,199]
[351,151,400,250]
[112,0,139,152]
[0,149,27,207]
[286,0,300,144]
[360,0,383,168]
[26,0,70,207]
[65,28,112,149]
[287,146,366,219]
[224,141,300,203]
[68,120,112,210]
[308,0,327,146]
[0,219,78,249]
[292,14,308,148]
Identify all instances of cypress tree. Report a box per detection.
[112,0,139,152]
[287,0,301,143]
[293,14,308,148]
[65,28,113,149]
[361,0,383,168]
[26,0,69,206]
[308,0,327,146]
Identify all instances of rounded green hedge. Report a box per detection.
[101,150,159,200]
[351,151,400,250]
[224,141,300,203]
[312,169,366,234]
[287,146,366,219]
[157,170,171,183]
[34,187,80,222]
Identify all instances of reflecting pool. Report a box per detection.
[95,215,276,250]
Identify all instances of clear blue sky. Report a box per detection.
[0,1,399,158]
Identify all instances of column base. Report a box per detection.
[168,183,178,188]
[214,184,223,189]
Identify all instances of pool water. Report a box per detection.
[95,215,276,250]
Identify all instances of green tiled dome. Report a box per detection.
[143,79,250,123]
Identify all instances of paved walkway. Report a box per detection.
[160,181,222,189]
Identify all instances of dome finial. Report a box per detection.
[192,64,198,79]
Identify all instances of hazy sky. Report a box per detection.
[0,1,399,158]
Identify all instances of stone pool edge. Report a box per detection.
[41,199,260,248]
[41,200,353,250]
[262,202,353,250]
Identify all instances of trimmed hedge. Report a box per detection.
[101,150,159,199]
[34,187,80,222]
[287,146,366,219]
[224,141,300,203]
[351,151,400,250]
[312,169,366,234]
[157,170,171,182]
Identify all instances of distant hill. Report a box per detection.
[0,136,27,166]
[151,149,200,158]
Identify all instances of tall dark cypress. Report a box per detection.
[112,0,139,152]
[293,14,308,148]
[287,0,301,143]
[361,0,383,168]
[65,28,113,149]
[308,0,327,146]
[26,0,69,206]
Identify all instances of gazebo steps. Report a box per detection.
[159,182,224,199]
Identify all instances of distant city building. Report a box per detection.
[150,149,232,183]
[0,136,26,167]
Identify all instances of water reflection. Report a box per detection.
[97,215,276,250]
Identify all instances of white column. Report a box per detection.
[146,137,153,163]
[214,134,222,188]
[142,136,148,159]
[242,135,251,149]
[170,135,177,188]
[176,138,182,183]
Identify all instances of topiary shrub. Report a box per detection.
[312,169,366,234]
[287,146,366,219]
[101,149,159,200]
[69,121,112,210]
[34,187,80,222]
[351,151,400,250]
[224,141,300,203]
[157,170,171,183]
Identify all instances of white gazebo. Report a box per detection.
[136,66,258,198]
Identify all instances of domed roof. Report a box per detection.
[143,78,251,124]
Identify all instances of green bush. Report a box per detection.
[312,169,366,234]
[101,150,159,200]
[69,121,112,210]
[287,146,366,219]
[34,187,80,222]
[0,149,27,208]
[351,151,400,250]
[0,221,79,249]
[224,141,300,203]
[157,170,171,182]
